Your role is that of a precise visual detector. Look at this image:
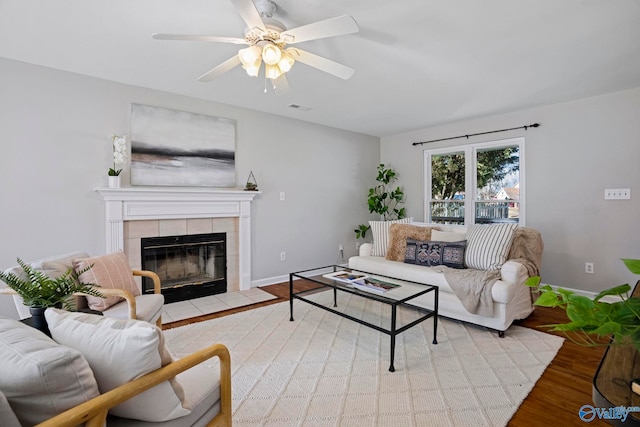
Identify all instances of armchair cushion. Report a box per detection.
[0,316,100,426]
[73,251,141,311]
[45,309,190,422]
[0,390,21,427]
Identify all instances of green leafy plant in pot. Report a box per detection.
[354,164,406,240]
[526,259,640,350]
[0,258,103,335]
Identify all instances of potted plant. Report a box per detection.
[527,259,640,419]
[526,258,640,349]
[0,258,103,334]
[354,163,406,240]
[108,134,126,188]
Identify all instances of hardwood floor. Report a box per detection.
[164,282,611,426]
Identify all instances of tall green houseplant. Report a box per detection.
[354,164,406,239]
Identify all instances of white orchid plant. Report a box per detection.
[108,135,127,176]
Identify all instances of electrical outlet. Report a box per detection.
[585,262,594,274]
[280,192,285,201]
[280,251,286,262]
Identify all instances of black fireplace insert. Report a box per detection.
[140,233,227,304]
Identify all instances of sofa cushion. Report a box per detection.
[369,218,412,257]
[431,229,467,242]
[73,251,141,311]
[465,223,518,270]
[405,239,467,269]
[349,255,517,304]
[385,223,436,261]
[45,309,191,422]
[0,316,100,426]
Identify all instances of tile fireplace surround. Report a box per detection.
[96,187,259,292]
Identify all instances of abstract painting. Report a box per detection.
[130,104,236,187]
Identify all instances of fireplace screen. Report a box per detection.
[140,233,227,304]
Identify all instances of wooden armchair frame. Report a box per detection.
[35,343,232,427]
[76,269,163,326]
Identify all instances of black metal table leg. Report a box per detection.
[433,289,438,344]
[333,287,338,307]
[389,305,397,372]
[289,273,294,321]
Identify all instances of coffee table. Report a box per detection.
[289,265,438,372]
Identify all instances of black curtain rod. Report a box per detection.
[412,123,540,146]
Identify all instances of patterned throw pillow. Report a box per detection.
[404,239,467,269]
[369,218,412,257]
[464,223,518,270]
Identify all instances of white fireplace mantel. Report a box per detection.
[96,187,260,291]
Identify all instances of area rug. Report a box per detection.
[164,290,564,426]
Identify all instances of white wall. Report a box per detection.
[381,87,640,293]
[0,58,380,318]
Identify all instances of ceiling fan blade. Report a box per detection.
[280,15,359,44]
[230,0,266,32]
[153,33,247,45]
[289,48,355,80]
[272,74,290,95]
[197,56,242,82]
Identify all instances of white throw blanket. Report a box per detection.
[433,266,501,316]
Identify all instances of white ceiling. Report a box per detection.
[1,0,639,137]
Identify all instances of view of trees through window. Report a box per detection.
[426,140,522,224]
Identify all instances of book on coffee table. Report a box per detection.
[322,271,368,284]
[352,277,401,294]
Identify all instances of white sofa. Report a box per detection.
[349,223,542,335]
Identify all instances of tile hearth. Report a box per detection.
[161,287,276,324]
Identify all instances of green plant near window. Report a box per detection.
[354,163,406,239]
[0,258,103,310]
[526,258,640,350]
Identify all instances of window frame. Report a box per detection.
[423,137,525,225]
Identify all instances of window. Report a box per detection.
[424,137,524,225]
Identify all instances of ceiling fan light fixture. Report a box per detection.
[264,63,282,80]
[238,45,261,67]
[242,57,262,77]
[278,52,295,73]
[262,43,282,65]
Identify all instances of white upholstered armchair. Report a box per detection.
[0,251,164,326]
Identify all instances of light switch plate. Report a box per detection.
[604,188,631,200]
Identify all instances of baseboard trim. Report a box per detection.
[252,275,289,288]
[544,283,619,303]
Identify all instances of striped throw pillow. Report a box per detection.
[369,218,412,257]
[465,223,518,270]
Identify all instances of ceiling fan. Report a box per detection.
[153,0,359,94]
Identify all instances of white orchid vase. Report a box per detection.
[108,135,127,176]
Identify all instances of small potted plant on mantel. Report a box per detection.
[0,259,103,335]
[108,134,127,188]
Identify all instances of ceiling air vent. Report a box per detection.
[288,104,311,111]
